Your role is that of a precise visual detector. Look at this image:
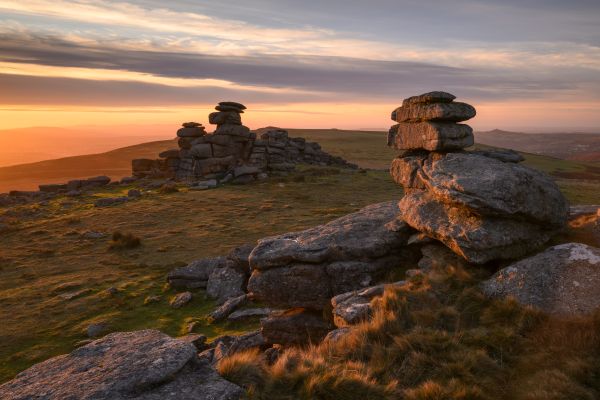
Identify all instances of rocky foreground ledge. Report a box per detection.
[0,330,244,400]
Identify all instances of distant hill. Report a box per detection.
[475,130,600,162]
[0,139,175,192]
[0,126,175,167]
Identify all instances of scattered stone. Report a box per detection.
[170,291,193,309]
[0,330,245,399]
[144,295,161,305]
[159,182,179,193]
[103,287,118,296]
[261,308,334,346]
[87,322,110,338]
[228,308,273,322]
[127,189,141,198]
[194,179,218,188]
[94,197,128,207]
[58,289,92,300]
[168,256,228,289]
[81,231,106,239]
[209,294,248,322]
[481,243,600,315]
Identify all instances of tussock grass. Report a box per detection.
[219,263,600,399]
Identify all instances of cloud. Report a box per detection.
[1,30,599,107]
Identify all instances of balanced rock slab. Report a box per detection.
[395,152,569,226]
[388,122,474,151]
[249,201,411,269]
[402,91,456,106]
[481,243,600,315]
[399,191,559,264]
[392,102,476,123]
[0,330,243,400]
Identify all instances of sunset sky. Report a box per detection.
[1,0,599,133]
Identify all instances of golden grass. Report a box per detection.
[219,261,600,399]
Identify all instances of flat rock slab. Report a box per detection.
[249,201,411,269]
[401,91,456,106]
[388,122,474,151]
[0,329,243,400]
[481,243,600,315]
[392,102,476,123]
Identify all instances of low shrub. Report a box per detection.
[108,231,141,250]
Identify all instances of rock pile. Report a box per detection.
[132,102,356,182]
[388,91,569,263]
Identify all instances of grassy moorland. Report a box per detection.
[0,167,398,382]
[0,129,599,384]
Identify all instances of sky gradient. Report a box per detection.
[1,0,599,132]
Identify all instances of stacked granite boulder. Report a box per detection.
[132,102,356,182]
[389,91,569,264]
[250,128,354,172]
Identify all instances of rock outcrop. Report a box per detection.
[247,201,415,309]
[481,243,600,315]
[0,330,244,400]
[260,308,334,346]
[388,91,569,263]
[132,102,356,181]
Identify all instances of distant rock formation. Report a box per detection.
[132,102,356,182]
[389,91,569,263]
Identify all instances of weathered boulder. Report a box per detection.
[247,202,415,309]
[388,122,474,151]
[481,243,600,315]
[398,152,568,225]
[260,308,334,346]
[392,102,476,123]
[168,256,227,289]
[0,330,244,400]
[206,264,247,304]
[249,201,411,269]
[400,191,558,264]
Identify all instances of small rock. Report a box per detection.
[194,179,218,188]
[169,291,192,309]
[144,295,162,305]
[127,189,141,198]
[209,294,248,322]
[228,308,272,322]
[81,231,106,239]
[58,289,92,300]
[87,322,109,338]
[323,327,351,344]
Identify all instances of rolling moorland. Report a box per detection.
[1,128,599,396]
